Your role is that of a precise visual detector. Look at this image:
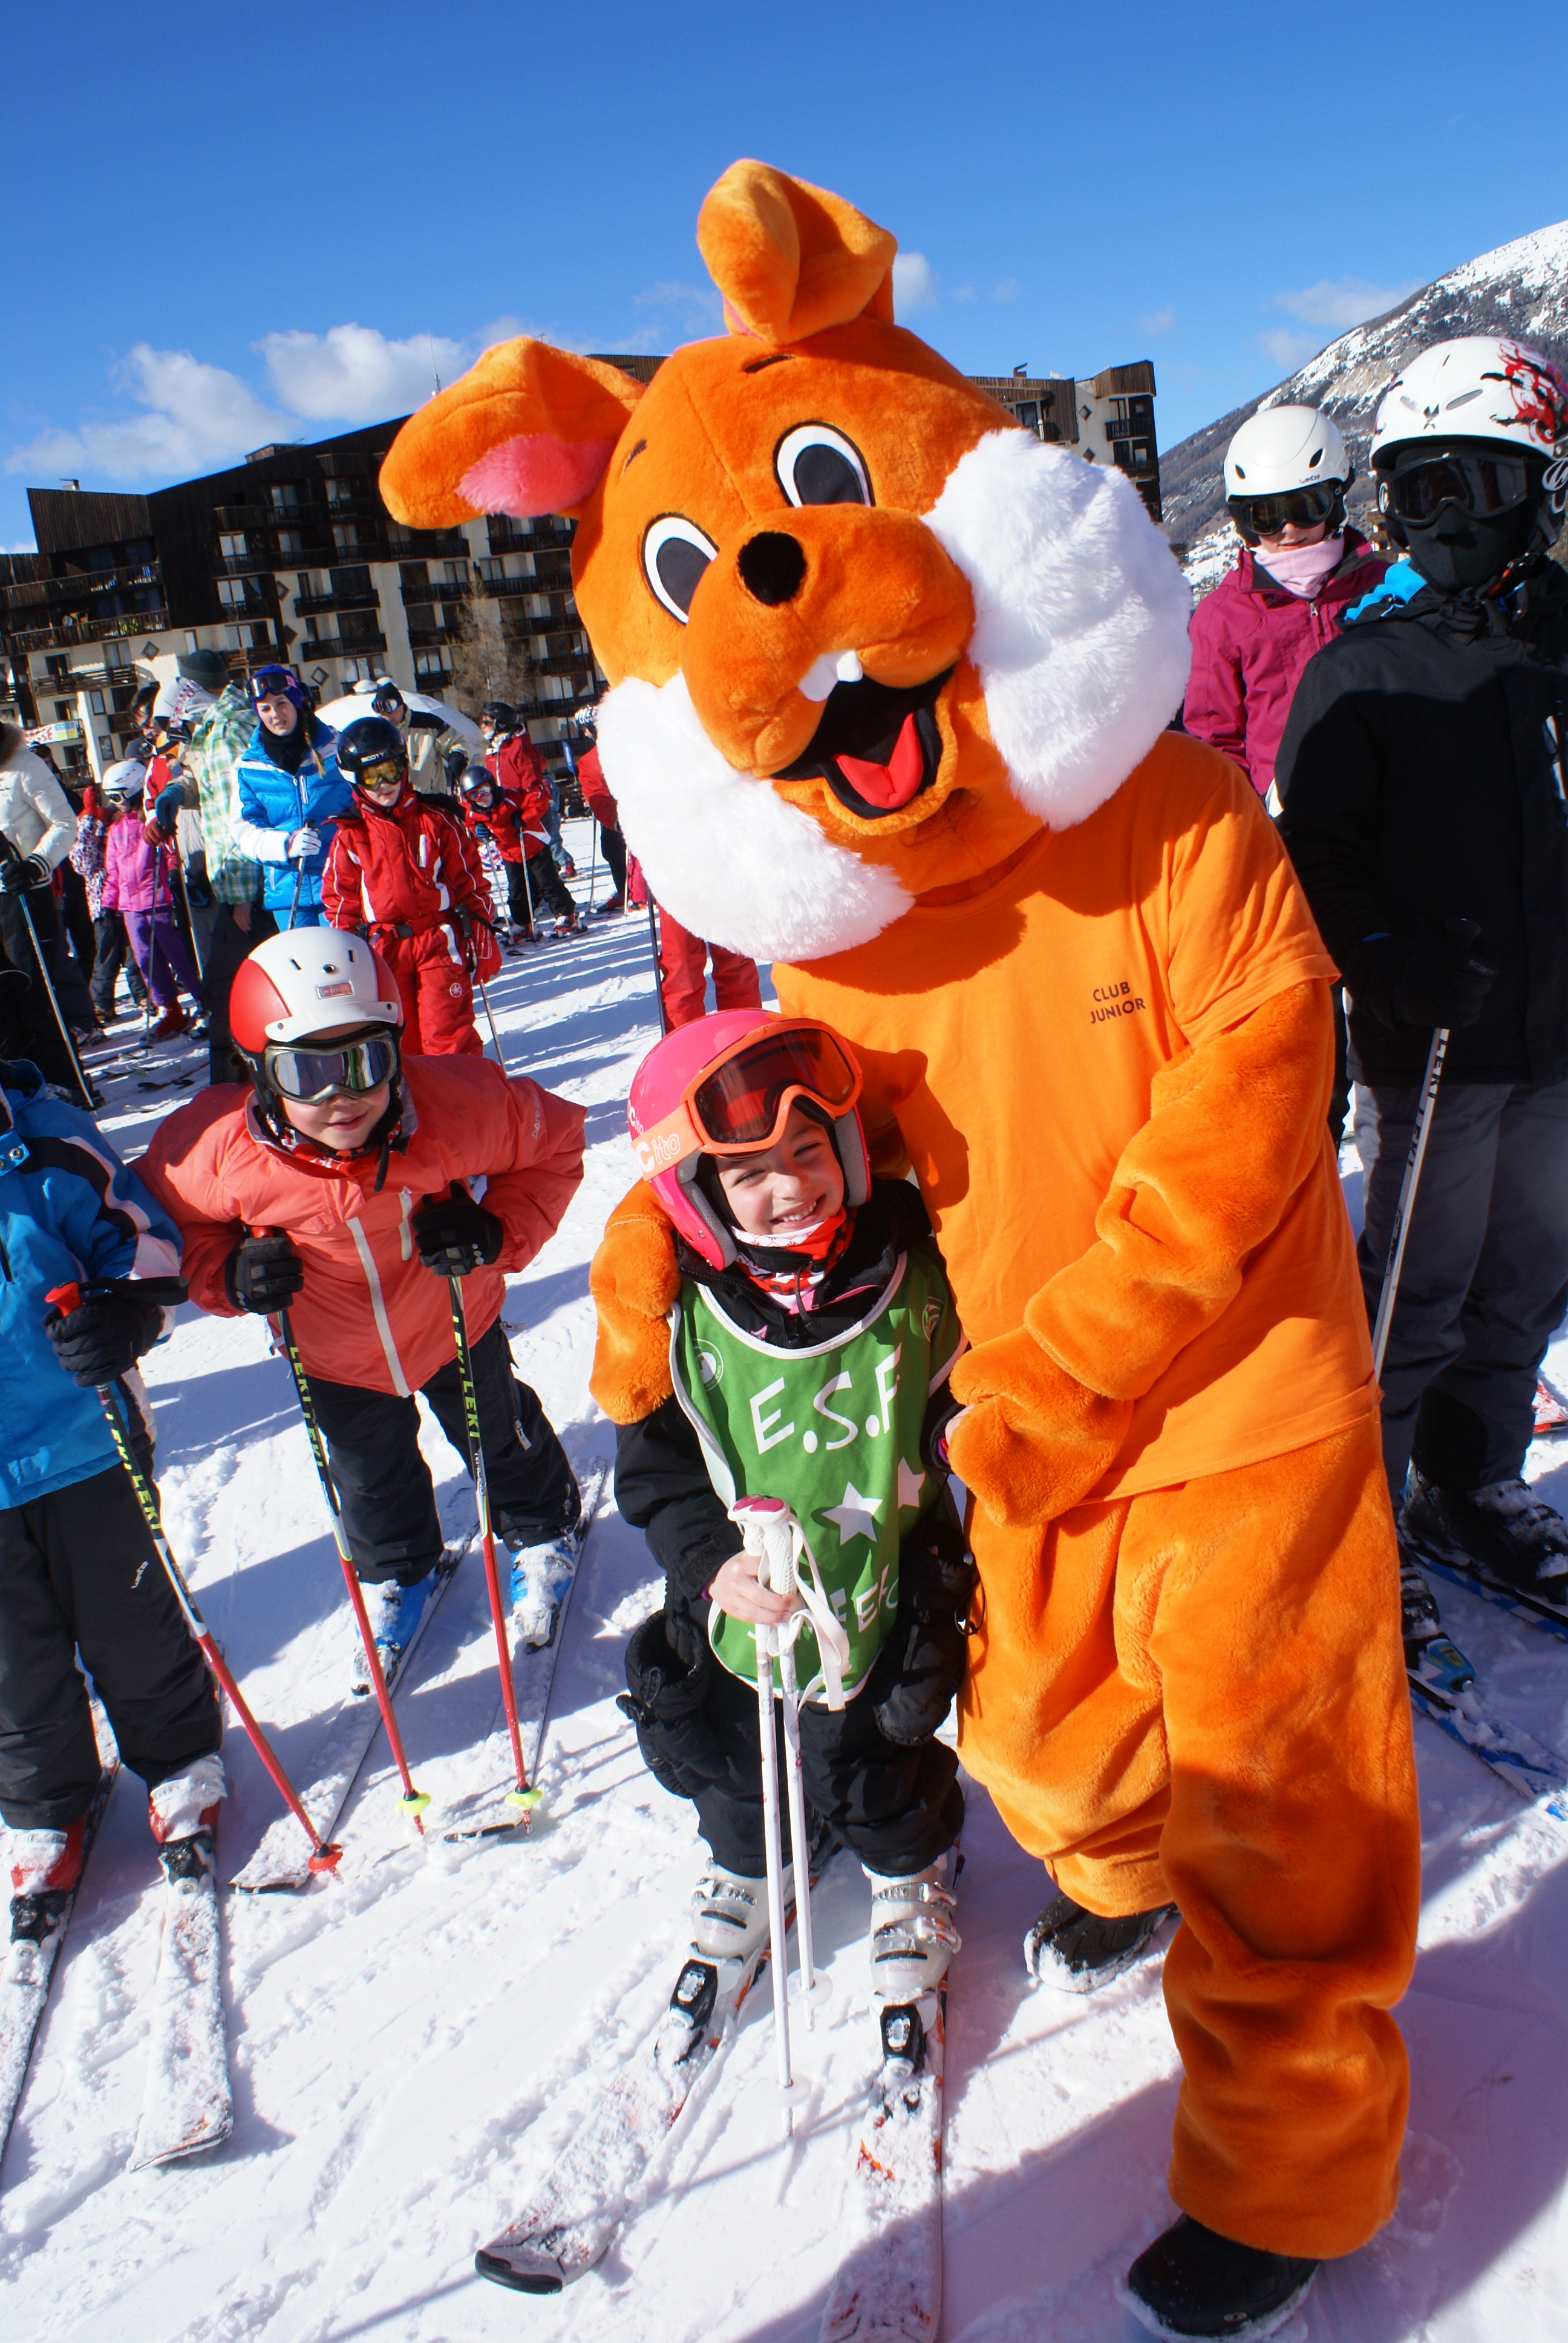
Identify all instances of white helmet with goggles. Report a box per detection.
[1224,405,1351,545]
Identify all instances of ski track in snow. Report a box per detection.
[4,819,1568,2340]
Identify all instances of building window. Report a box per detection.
[332,523,359,552]
[270,483,301,514]
[414,650,449,681]
[54,702,70,723]
[217,578,249,608]
[45,655,69,678]
[442,561,469,586]
[325,477,355,505]
[185,631,200,652]
[218,532,247,559]
[276,528,304,555]
[89,690,106,714]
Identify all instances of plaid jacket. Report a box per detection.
[185,685,261,905]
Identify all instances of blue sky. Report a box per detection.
[6,0,1561,548]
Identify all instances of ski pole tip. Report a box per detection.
[505,1784,543,1812]
[307,1841,344,1873]
[399,1788,433,1821]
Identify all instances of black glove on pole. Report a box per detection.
[44,1276,185,1387]
[1365,914,1498,1035]
[0,852,49,893]
[411,1182,503,1277]
[226,1230,305,1312]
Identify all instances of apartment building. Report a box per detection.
[0,348,1157,775]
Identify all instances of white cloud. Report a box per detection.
[992,278,1022,303]
[258,324,469,419]
[1139,306,1175,337]
[951,283,978,305]
[1258,326,1327,372]
[1273,275,1419,331]
[7,344,292,482]
[633,280,724,331]
[892,252,938,313]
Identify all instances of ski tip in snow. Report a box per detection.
[474,2246,567,2294]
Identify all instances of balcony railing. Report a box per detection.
[486,520,574,552]
[298,629,388,660]
[291,591,381,617]
[13,609,170,652]
[387,528,471,556]
[534,652,599,677]
[405,623,465,650]
[33,666,113,696]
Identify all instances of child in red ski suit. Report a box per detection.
[322,718,501,1055]
[480,704,578,935]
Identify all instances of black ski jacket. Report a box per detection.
[1275,562,1568,1086]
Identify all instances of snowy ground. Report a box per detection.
[5,817,1568,2341]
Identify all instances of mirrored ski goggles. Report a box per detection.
[1228,483,1341,537]
[1384,450,1535,522]
[249,665,302,706]
[353,755,406,793]
[264,1032,399,1101]
[632,1022,861,1179]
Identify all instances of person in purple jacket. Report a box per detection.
[1183,407,1387,813]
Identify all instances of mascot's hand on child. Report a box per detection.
[948,1328,1131,1528]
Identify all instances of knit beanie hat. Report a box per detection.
[178,648,232,691]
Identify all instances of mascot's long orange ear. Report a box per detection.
[697,160,897,344]
[379,340,644,528]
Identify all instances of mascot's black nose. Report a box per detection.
[737,531,807,606]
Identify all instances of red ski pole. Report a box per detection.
[447,1275,540,1816]
[46,1281,341,1874]
[270,1294,431,1832]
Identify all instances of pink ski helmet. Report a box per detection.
[627,1009,871,1270]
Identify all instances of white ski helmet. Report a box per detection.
[100,758,148,802]
[1224,406,1350,500]
[1371,335,1568,469]
[229,928,402,1051]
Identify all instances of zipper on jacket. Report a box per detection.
[347,1216,411,1396]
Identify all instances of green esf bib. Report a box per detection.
[668,1244,964,1704]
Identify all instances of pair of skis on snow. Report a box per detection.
[475,1866,948,2341]
[1403,1538,1568,1812]
[1,1755,232,2177]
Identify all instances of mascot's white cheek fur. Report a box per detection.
[598,430,1193,966]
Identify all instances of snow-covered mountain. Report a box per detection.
[1162,216,1568,592]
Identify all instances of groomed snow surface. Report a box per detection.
[5,818,1568,2341]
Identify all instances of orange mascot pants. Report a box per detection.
[959,1414,1420,2261]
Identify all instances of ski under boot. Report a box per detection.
[356,1569,437,1686]
[1122,2214,1318,2340]
[7,1816,90,1947]
[1405,1466,1568,1608]
[865,1848,961,1999]
[1534,1378,1568,1437]
[1398,1541,1475,1693]
[149,1752,226,1846]
[1024,1889,1175,1993]
[688,1863,783,1962]
[509,1530,581,1653]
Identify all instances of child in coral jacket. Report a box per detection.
[139,928,586,1677]
[592,1011,973,2001]
[322,717,501,1055]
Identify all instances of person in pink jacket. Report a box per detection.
[139,928,588,1676]
[99,761,201,1039]
[1184,407,1387,808]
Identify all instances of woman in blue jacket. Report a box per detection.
[0,1060,224,1906]
[232,667,351,928]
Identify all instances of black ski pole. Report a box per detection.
[14,887,96,1111]
[645,897,668,1037]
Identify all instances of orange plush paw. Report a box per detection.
[948,1328,1131,1527]
[589,1180,682,1424]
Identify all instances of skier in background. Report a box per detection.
[479,702,579,936]
[595,1012,973,2000]
[1278,336,1568,1663]
[232,669,350,932]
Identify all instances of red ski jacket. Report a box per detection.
[1183,529,1387,799]
[140,1055,586,1395]
[487,731,552,849]
[459,790,526,863]
[322,782,498,969]
[577,744,618,829]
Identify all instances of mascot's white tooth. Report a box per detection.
[834,650,864,683]
[799,652,840,702]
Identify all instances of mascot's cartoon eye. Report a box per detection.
[775,424,873,509]
[641,514,719,623]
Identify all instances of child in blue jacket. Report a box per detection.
[0,1060,224,1913]
[232,666,351,928]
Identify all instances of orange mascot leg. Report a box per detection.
[961,1414,1419,2261]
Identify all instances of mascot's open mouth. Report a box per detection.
[774,669,953,818]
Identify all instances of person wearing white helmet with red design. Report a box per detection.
[139,927,588,1678]
[1277,335,1568,1655]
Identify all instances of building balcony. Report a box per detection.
[477,573,547,601]
[486,520,574,553]
[215,550,286,577]
[298,629,388,660]
[14,610,170,652]
[388,528,470,556]
[534,651,598,677]
[405,621,466,650]
[399,578,471,607]
[34,666,113,696]
[291,591,381,617]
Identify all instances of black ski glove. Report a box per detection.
[1,853,50,894]
[225,1230,305,1313]
[411,1182,503,1277]
[44,1285,165,1386]
[1360,917,1497,1035]
[866,1501,978,1748]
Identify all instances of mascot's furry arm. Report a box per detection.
[947,978,1333,1525]
[590,1178,683,1424]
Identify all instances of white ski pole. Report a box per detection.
[1370,1024,1448,1383]
[735,1501,810,2132]
[754,1509,827,2025]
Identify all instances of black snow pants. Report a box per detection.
[305,1319,580,1584]
[506,850,576,932]
[201,902,277,1085]
[0,1462,222,1830]
[621,1615,963,1880]
[0,886,85,1093]
[1357,1072,1568,1501]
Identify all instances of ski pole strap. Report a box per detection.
[728,1498,850,1711]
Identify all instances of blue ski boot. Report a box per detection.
[355,1571,437,1690]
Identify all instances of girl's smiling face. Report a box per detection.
[711,1102,844,1239]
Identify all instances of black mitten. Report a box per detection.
[617,1610,726,1799]
[1357,917,1497,1034]
[411,1182,503,1277]
[225,1230,305,1313]
[867,1504,978,1748]
[44,1286,164,1386]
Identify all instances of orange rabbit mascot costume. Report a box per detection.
[382,163,1419,2298]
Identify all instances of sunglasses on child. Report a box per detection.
[1382,450,1535,523]
[264,1034,399,1102]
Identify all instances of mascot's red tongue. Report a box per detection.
[835,711,925,810]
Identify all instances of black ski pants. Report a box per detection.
[0,886,84,1093]
[305,1319,580,1584]
[0,1463,222,1830]
[597,822,628,901]
[201,902,277,1085]
[623,1615,964,1879]
[91,911,148,1018]
[1357,1072,1568,1500]
[505,851,576,932]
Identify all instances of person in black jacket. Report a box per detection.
[1277,334,1568,1657]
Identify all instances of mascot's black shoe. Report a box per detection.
[1121,2215,1318,2339]
[1023,1890,1175,1992]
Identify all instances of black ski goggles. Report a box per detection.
[1383,450,1535,523]
[263,1032,399,1101]
[1227,483,1341,537]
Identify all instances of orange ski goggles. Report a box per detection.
[631,1021,862,1179]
